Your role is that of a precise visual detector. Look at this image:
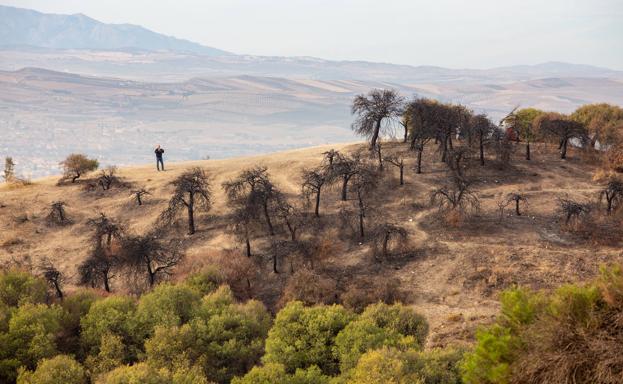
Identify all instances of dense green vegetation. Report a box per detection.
[1,265,621,383]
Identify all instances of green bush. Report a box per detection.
[84,333,125,380]
[97,363,207,384]
[59,290,99,357]
[344,347,422,384]
[263,301,354,376]
[334,318,410,372]
[134,283,202,339]
[184,268,223,296]
[17,355,86,384]
[80,296,138,361]
[461,268,623,383]
[145,286,271,384]
[342,347,463,384]
[358,303,428,346]
[0,303,64,382]
[0,270,47,307]
[334,303,428,373]
[232,363,329,384]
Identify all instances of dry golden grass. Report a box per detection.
[1,141,621,347]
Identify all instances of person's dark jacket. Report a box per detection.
[155,148,164,159]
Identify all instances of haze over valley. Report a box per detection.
[1,4,622,178]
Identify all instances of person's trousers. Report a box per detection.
[157,158,164,171]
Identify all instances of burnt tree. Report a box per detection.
[430,175,480,214]
[558,197,591,224]
[78,247,117,292]
[98,166,118,191]
[131,188,150,206]
[406,98,438,174]
[470,114,496,166]
[505,193,528,216]
[351,89,404,149]
[350,164,379,238]
[371,223,408,261]
[600,179,623,214]
[383,154,405,186]
[161,167,212,235]
[88,213,124,248]
[329,153,361,201]
[121,235,182,287]
[302,167,327,217]
[47,201,70,225]
[223,166,281,237]
[39,258,65,300]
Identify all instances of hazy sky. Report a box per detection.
[3,0,622,69]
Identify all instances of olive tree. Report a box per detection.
[301,167,328,217]
[406,98,438,174]
[223,166,281,237]
[351,89,404,149]
[161,167,212,235]
[535,113,588,159]
[600,179,623,214]
[59,154,99,183]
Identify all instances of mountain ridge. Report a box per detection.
[0,5,230,55]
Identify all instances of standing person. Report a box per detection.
[155,145,165,171]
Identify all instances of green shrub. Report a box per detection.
[0,303,64,382]
[184,268,223,296]
[232,363,329,384]
[59,290,99,357]
[84,333,125,380]
[145,286,271,384]
[342,347,463,384]
[134,283,202,339]
[80,296,138,361]
[334,318,411,372]
[461,268,623,383]
[358,303,429,346]
[344,347,422,384]
[97,363,207,384]
[263,301,354,376]
[0,270,47,307]
[334,303,428,373]
[17,355,86,384]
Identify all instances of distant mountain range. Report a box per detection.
[0,5,229,55]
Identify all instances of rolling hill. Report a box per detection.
[1,142,621,347]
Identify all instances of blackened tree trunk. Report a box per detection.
[341,175,350,201]
[382,233,389,259]
[479,134,485,166]
[273,254,278,273]
[246,237,252,257]
[515,200,521,216]
[399,162,404,186]
[284,217,296,241]
[137,194,143,206]
[370,119,382,149]
[403,125,408,143]
[417,148,423,174]
[103,274,111,293]
[71,172,80,183]
[526,141,531,161]
[263,202,275,236]
[561,138,568,159]
[52,280,63,300]
[314,188,321,217]
[187,192,195,235]
[358,191,365,238]
[147,262,156,287]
